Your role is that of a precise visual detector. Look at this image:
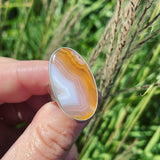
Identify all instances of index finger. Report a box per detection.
[0,59,49,104]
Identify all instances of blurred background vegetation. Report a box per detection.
[0,0,160,160]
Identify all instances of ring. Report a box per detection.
[49,47,98,121]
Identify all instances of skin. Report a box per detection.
[0,57,88,160]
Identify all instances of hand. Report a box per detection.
[0,57,88,160]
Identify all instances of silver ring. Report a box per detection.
[49,47,98,121]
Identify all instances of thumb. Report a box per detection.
[2,102,88,160]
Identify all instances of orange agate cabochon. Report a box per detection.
[49,47,98,121]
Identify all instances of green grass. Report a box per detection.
[0,0,160,160]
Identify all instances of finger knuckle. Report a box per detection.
[47,123,74,152]
[35,123,74,159]
[35,126,54,160]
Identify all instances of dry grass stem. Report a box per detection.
[42,0,48,12]
[88,19,114,68]
[140,11,160,32]
[111,82,160,96]
[13,0,34,58]
[37,0,55,58]
[90,0,160,100]
[121,0,153,60]
[58,6,84,48]
[99,0,122,93]
[44,5,80,60]
[0,0,2,23]
[95,66,104,80]
[115,139,138,160]
[100,0,140,96]
[131,27,160,52]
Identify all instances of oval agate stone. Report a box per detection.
[49,47,98,121]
